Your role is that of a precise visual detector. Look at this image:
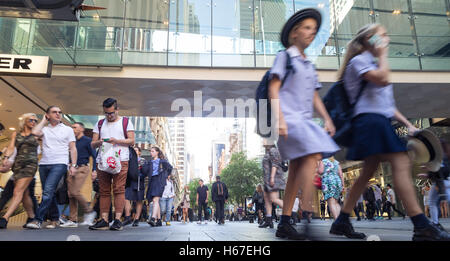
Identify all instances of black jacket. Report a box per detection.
[141,159,173,187]
[363,187,375,203]
[211,181,228,202]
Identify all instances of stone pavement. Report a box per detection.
[0,217,449,241]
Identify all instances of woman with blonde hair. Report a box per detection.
[329,23,450,241]
[0,113,39,228]
[181,185,191,224]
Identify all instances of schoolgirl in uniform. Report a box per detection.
[329,24,450,241]
[269,8,339,240]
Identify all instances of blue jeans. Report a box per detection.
[36,164,67,222]
[58,204,70,217]
[159,197,174,221]
[429,180,450,224]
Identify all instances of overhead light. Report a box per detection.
[0,102,2,106]
[9,127,15,131]
[18,117,23,120]
[93,14,100,21]
[317,3,324,9]
[392,10,401,15]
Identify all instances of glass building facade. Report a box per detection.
[0,0,449,70]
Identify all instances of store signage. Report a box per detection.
[0,54,52,77]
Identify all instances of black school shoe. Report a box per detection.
[330,220,366,239]
[89,219,109,230]
[110,219,123,231]
[122,216,132,226]
[156,219,162,227]
[23,217,33,229]
[148,218,156,227]
[0,218,8,229]
[132,219,139,227]
[275,222,306,240]
[412,223,450,241]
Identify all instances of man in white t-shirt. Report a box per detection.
[26,106,77,229]
[89,98,135,231]
[386,184,405,220]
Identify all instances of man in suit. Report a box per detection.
[211,175,228,225]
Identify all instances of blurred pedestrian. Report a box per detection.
[160,173,176,226]
[329,24,448,241]
[26,107,77,230]
[259,143,285,229]
[181,186,190,224]
[123,147,146,227]
[212,175,228,225]
[143,147,173,227]
[196,179,209,224]
[252,184,265,224]
[269,8,339,240]
[319,157,344,220]
[0,114,39,229]
[89,98,135,231]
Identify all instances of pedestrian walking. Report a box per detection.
[143,146,173,227]
[319,157,344,220]
[373,184,383,219]
[319,195,326,220]
[89,98,135,231]
[160,173,176,226]
[59,122,97,228]
[123,147,146,227]
[0,114,39,229]
[259,143,285,229]
[181,185,190,223]
[363,185,376,221]
[385,184,405,220]
[252,184,265,224]
[196,179,209,224]
[212,175,229,225]
[329,23,450,241]
[421,184,430,218]
[268,8,339,240]
[26,107,78,230]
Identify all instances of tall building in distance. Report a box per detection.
[169,118,187,188]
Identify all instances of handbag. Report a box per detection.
[313,174,322,190]
[98,142,122,174]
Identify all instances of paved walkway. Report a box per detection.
[1,217,449,241]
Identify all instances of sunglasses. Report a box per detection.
[51,111,63,115]
[28,119,38,123]
[104,111,116,116]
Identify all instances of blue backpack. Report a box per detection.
[323,80,367,147]
[255,51,295,137]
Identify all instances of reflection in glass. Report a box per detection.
[122,0,169,65]
[212,0,255,67]
[168,0,212,66]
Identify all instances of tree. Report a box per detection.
[220,152,263,208]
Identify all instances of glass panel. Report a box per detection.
[335,0,373,59]
[212,0,255,67]
[373,0,420,70]
[74,0,124,65]
[412,0,450,70]
[0,17,28,55]
[168,0,212,67]
[122,0,169,66]
[294,0,338,69]
[255,0,294,68]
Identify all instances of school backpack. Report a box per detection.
[255,51,295,137]
[322,80,367,147]
[98,117,139,185]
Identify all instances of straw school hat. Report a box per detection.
[407,129,443,172]
[280,8,322,48]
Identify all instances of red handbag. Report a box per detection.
[313,174,322,190]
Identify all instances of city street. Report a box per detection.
[1,217,448,241]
